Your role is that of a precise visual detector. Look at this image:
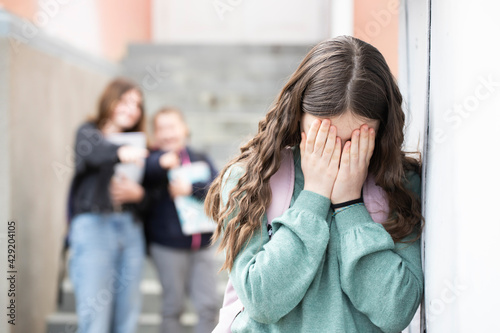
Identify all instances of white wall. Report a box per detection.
[0,10,116,332]
[330,0,353,37]
[402,0,500,331]
[152,0,331,44]
[41,0,102,57]
[398,1,430,331]
[0,33,13,333]
[398,0,429,154]
[426,0,500,330]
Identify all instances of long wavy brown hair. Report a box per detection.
[206,36,424,271]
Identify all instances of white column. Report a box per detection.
[398,1,431,331]
[330,0,353,37]
[401,0,500,331]
[424,0,500,330]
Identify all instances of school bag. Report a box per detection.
[213,148,390,332]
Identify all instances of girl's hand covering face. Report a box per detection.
[330,124,376,205]
[300,119,342,199]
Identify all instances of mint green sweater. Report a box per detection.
[222,147,423,333]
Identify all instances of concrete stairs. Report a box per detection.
[45,256,228,333]
[121,44,311,169]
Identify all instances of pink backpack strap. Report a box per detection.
[362,173,390,224]
[267,148,295,225]
[213,282,244,333]
[213,148,295,333]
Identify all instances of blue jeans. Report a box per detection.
[68,212,145,333]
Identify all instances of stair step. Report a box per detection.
[59,277,227,314]
[58,278,162,314]
[121,44,309,174]
[45,312,197,333]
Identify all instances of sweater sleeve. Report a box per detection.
[335,171,423,333]
[143,150,168,185]
[75,123,121,169]
[223,166,331,324]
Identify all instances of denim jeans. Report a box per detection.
[69,212,145,333]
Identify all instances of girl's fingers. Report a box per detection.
[313,120,331,155]
[330,137,342,167]
[359,125,369,162]
[141,148,149,157]
[350,129,360,168]
[305,119,320,154]
[322,125,337,158]
[300,132,306,153]
[366,128,376,162]
[341,141,351,169]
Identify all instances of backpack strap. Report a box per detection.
[362,173,390,224]
[214,148,296,333]
[267,148,295,225]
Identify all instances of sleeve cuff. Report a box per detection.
[111,145,121,163]
[292,190,332,221]
[334,203,380,234]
